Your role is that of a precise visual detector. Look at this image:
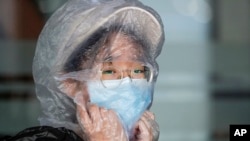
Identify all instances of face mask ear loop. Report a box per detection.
[149,69,154,82]
[143,65,154,83]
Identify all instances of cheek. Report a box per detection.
[60,80,79,98]
[74,83,90,106]
[81,84,90,102]
[61,80,90,104]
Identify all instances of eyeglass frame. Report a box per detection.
[98,63,154,88]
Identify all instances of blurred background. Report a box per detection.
[0,0,249,141]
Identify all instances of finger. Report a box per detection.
[88,104,102,123]
[144,111,159,130]
[133,122,140,135]
[81,84,90,103]
[74,92,86,108]
[133,120,142,139]
[144,111,155,120]
[140,114,151,131]
[77,104,92,126]
[106,110,119,122]
[142,113,160,141]
[100,107,108,119]
[136,119,151,140]
[107,110,122,129]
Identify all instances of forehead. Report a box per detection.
[99,32,144,62]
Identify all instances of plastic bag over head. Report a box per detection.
[33,0,165,138]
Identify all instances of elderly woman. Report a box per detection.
[3,0,165,141]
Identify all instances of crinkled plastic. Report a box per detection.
[33,0,164,140]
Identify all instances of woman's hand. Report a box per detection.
[132,111,159,141]
[77,103,128,141]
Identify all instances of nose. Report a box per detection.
[122,70,131,78]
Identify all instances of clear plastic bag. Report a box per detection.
[33,0,164,140]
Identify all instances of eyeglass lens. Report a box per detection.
[101,64,151,81]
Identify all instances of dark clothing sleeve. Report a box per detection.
[0,126,84,141]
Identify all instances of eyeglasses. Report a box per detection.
[100,63,153,88]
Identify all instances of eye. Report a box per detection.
[133,69,144,74]
[101,67,121,80]
[102,69,116,74]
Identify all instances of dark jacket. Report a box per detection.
[0,126,83,141]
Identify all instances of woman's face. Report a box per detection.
[97,33,147,81]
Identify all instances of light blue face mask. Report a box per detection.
[87,77,153,137]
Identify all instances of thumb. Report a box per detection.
[74,91,89,111]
